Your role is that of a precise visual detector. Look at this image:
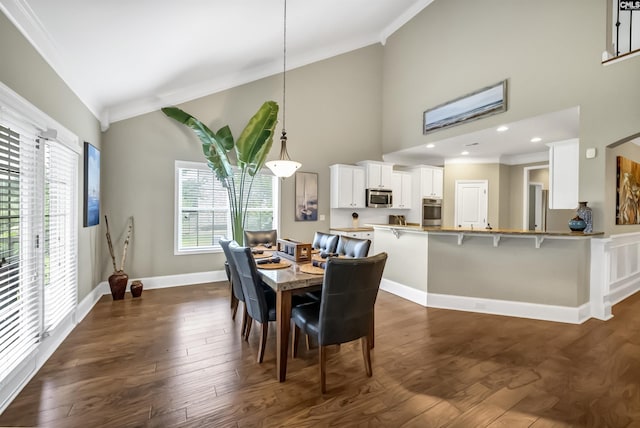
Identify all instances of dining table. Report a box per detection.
[257,257,324,382]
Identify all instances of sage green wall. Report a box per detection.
[428,235,590,306]
[102,45,383,278]
[382,0,640,235]
[0,11,102,300]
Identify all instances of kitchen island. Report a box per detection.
[371,224,606,324]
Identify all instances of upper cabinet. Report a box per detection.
[391,172,412,209]
[356,161,393,189]
[330,164,366,208]
[412,166,443,199]
[548,139,578,209]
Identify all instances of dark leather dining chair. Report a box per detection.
[312,232,339,254]
[229,241,277,363]
[244,229,278,247]
[220,239,251,337]
[291,252,388,393]
[336,235,371,258]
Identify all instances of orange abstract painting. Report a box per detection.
[617,156,640,224]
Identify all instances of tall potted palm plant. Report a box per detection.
[162,101,279,244]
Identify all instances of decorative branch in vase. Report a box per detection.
[105,215,134,300]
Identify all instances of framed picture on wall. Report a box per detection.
[83,142,100,227]
[616,155,640,225]
[423,80,508,134]
[295,172,318,221]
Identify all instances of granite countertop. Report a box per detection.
[370,223,604,237]
[329,227,374,232]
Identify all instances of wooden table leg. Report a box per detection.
[276,289,293,382]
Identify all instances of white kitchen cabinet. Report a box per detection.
[330,164,366,208]
[391,172,412,209]
[411,166,443,199]
[356,161,393,189]
[548,138,579,209]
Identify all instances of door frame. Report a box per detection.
[522,165,549,230]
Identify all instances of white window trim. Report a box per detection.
[174,160,279,255]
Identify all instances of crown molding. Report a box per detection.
[379,0,435,44]
[0,0,101,121]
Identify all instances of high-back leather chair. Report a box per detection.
[219,239,251,337]
[229,241,277,363]
[243,229,277,247]
[336,235,371,258]
[312,232,339,254]
[291,252,388,392]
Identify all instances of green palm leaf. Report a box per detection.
[235,101,279,176]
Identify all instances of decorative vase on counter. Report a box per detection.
[108,271,128,300]
[576,201,593,233]
[568,216,587,232]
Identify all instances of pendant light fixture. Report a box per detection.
[266,0,301,178]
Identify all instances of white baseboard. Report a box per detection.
[0,269,226,414]
[380,278,428,306]
[427,293,591,324]
[128,270,227,291]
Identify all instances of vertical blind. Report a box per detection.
[0,105,78,384]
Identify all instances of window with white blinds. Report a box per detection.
[0,103,78,384]
[44,141,77,331]
[175,161,278,253]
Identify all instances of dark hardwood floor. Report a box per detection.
[1,282,640,427]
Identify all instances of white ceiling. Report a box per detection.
[0,0,433,129]
[1,0,583,164]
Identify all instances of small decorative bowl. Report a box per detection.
[568,216,586,232]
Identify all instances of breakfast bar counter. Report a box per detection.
[371,224,605,324]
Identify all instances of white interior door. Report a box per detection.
[455,180,488,229]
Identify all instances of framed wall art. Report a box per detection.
[617,155,640,224]
[423,80,508,134]
[295,172,318,221]
[83,141,100,227]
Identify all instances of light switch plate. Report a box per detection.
[319,214,325,221]
[586,148,597,159]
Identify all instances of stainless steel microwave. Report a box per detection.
[366,189,392,208]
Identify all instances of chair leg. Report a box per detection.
[231,295,239,320]
[305,334,312,351]
[258,322,268,363]
[229,282,236,308]
[320,345,327,393]
[245,317,252,341]
[370,312,375,349]
[292,324,300,358]
[361,336,372,377]
[240,304,248,337]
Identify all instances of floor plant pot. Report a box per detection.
[108,271,128,300]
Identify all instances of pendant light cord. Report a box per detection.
[282,0,287,133]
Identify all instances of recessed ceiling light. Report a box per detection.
[426,143,435,148]
[496,126,509,132]
[461,151,469,155]
[530,137,542,143]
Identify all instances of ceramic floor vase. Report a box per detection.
[108,271,128,300]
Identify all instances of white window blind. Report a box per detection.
[44,141,77,331]
[0,89,79,386]
[175,161,278,253]
[0,122,42,382]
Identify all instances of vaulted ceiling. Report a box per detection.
[0,0,433,129]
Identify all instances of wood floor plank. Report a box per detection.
[1,283,640,427]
